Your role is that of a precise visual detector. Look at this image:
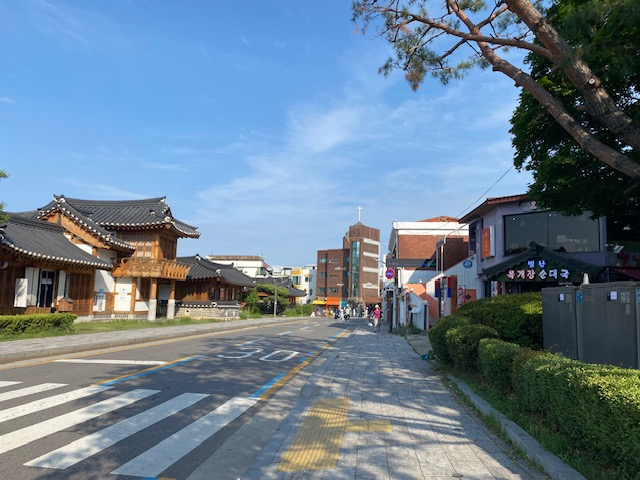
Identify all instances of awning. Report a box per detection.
[312,299,326,305]
[482,242,601,283]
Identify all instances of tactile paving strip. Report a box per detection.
[277,396,350,471]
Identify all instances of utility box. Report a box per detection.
[542,286,579,359]
[576,282,640,369]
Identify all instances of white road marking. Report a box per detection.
[0,383,66,403]
[25,392,208,469]
[298,327,310,330]
[53,359,166,366]
[0,381,21,388]
[112,396,258,477]
[0,389,158,454]
[0,386,112,423]
[277,331,291,336]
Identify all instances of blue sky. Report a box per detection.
[0,0,532,267]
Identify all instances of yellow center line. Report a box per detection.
[92,355,201,386]
[258,328,351,400]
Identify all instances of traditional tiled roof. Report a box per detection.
[179,255,256,287]
[256,276,307,297]
[37,195,200,239]
[0,214,112,269]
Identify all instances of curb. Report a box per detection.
[448,375,587,480]
[0,316,310,365]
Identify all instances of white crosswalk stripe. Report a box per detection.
[0,383,66,402]
[25,392,208,469]
[0,385,112,424]
[0,381,259,477]
[0,388,159,455]
[0,381,21,388]
[111,396,258,477]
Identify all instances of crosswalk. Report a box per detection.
[0,380,259,478]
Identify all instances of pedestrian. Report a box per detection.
[372,305,381,333]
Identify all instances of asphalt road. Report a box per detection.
[0,317,353,480]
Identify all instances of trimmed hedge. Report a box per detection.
[428,315,469,364]
[446,324,499,371]
[477,338,523,393]
[456,292,543,348]
[512,351,640,478]
[0,314,76,335]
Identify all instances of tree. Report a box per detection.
[510,0,640,217]
[0,170,9,223]
[243,284,289,314]
[352,0,640,181]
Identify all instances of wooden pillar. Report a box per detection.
[130,278,137,316]
[167,279,176,320]
[148,278,158,321]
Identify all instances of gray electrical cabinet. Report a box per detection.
[542,286,579,359]
[576,282,640,369]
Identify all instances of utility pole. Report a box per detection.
[273,284,278,318]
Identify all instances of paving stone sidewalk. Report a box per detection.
[245,325,585,480]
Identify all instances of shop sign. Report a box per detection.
[495,259,581,283]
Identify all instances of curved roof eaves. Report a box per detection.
[0,215,112,269]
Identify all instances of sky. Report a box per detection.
[0,0,533,267]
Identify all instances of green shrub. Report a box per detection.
[456,292,542,348]
[0,314,76,335]
[446,324,499,371]
[284,304,313,317]
[478,338,524,392]
[428,315,469,364]
[511,351,640,478]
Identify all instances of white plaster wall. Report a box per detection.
[114,278,132,311]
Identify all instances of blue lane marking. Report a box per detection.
[251,373,286,398]
[100,355,205,386]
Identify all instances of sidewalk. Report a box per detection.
[0,317,586,480]
[243,322,586,480]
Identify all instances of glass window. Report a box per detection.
[607,215,640,253]
[504,211,599,255]
[548,213,599,252]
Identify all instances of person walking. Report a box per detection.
[372,305,381,333]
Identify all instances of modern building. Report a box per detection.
[206,255,271,278]
[386,217,469,329]
[315,221,381,313]
[459,194,640,297]
[289,265,316,304]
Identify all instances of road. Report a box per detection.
[0,317,353,480]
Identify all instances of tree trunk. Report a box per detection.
[505,0,640,154]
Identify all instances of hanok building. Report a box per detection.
[173,255,256,319]
[0,214,112,316]
[36,195,200,320]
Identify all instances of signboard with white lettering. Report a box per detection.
[493,259,583,283]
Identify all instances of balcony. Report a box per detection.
[112,257,190,280]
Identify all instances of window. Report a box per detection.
[504,212,599,255]
[329,288,338,293]
[320,258,327,263]
[319,272,326,278]
[607,215,640,253]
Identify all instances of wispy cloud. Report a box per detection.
[0,97,15,104]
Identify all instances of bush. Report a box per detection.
[511,351,640,478]
[445,324,499,371]
[283,304,314,317]
[456,292,543,348]
[478,338,524,393]
[0,313,76,335]
[428,315,469,364]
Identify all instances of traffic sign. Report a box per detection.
[385,268,395,280]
